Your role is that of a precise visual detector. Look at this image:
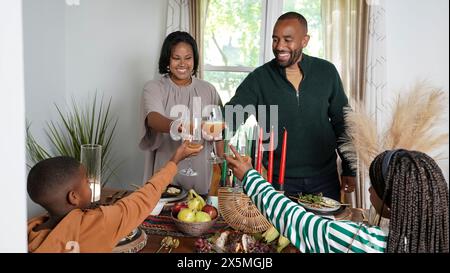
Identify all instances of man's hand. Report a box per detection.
[224,145,253,181]
[170,141,203,165]
[341,176,356,193]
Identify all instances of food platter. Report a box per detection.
[160,184,187,202]
[296,194,341,213]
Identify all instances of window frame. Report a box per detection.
[262,0,283,63]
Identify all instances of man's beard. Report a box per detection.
[274,48,303,68]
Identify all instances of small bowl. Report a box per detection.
[171,210,218,237]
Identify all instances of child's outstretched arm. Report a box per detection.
[97,141,202,248]
[226,145,387,253]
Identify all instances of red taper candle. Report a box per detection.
[267,127,274,183]
[256,126,263,173]
[278,128,287,188]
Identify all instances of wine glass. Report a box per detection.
[203,107,225,164]
[231,135,251,189]
[179,117,203,176]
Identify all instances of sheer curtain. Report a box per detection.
[362,0,387,209]
[321,0,368,101]
[322,0,388,209]
[321,0,369,208]
[165,0,207,79]
[166,0,190,35]
[189,0,208,79]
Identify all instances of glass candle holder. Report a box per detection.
[80,144,102,202]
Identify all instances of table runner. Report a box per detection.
[140,213,229,237]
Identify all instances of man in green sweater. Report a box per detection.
[225,12,355,200]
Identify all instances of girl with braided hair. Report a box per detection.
[226,145,449,253]
[369,150,449,253]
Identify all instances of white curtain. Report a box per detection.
[321,0,368,207]
[166,0,190,35]
[362,0,387,209]
[189,0,207,78]
[321,0,368,101]
[322,0,389,210]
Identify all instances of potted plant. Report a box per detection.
[26,94,120,186]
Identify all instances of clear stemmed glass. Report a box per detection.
[179,117,203,176]
[203,107,225,164]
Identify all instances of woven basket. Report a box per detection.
[218,187,271,233]
[171,212,218,237]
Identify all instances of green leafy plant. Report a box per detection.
[26,94,120,186]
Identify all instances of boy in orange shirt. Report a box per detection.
[27,141,202,253]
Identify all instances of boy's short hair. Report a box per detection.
[27,156,82,209]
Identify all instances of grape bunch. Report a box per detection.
[247,241,272,253]
[195,238,212,253]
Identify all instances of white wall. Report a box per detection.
[23,0,67,218]
[65,0,167,189]
[385,0,449,181]
[0,0,27,252]
[23,0,168,218]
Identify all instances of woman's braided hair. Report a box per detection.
[369,150,449,253]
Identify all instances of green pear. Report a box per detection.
[195,211,212,222]
[188,189,206,209]
[177,208,196,223]
[188,197,202,211]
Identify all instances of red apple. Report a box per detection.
[171,202,188,217]
[201,205,218,219]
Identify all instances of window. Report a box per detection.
[283,0,323,58]
[203,0,264,104]
[203,0,322,104]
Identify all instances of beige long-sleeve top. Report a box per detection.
[139,75,222,195]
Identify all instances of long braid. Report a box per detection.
[370,150,449,253]
[425,155,450,251]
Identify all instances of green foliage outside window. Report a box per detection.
[283,0,323,58]
[204,0,262,67]
[203,0,323,104]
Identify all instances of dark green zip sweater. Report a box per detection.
[226,54,355,178]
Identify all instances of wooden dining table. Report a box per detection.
[102,187,369,253]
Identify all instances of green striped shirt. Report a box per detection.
[243,169,387,253]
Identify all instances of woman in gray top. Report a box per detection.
[139,31,222,195]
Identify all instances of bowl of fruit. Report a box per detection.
[171,190,219,237]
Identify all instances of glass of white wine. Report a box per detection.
[179,117,203,176]
[203,107,225,164]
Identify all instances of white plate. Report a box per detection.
[160,188,187,203]
[150,200,167,215]
[298,196,341,213]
